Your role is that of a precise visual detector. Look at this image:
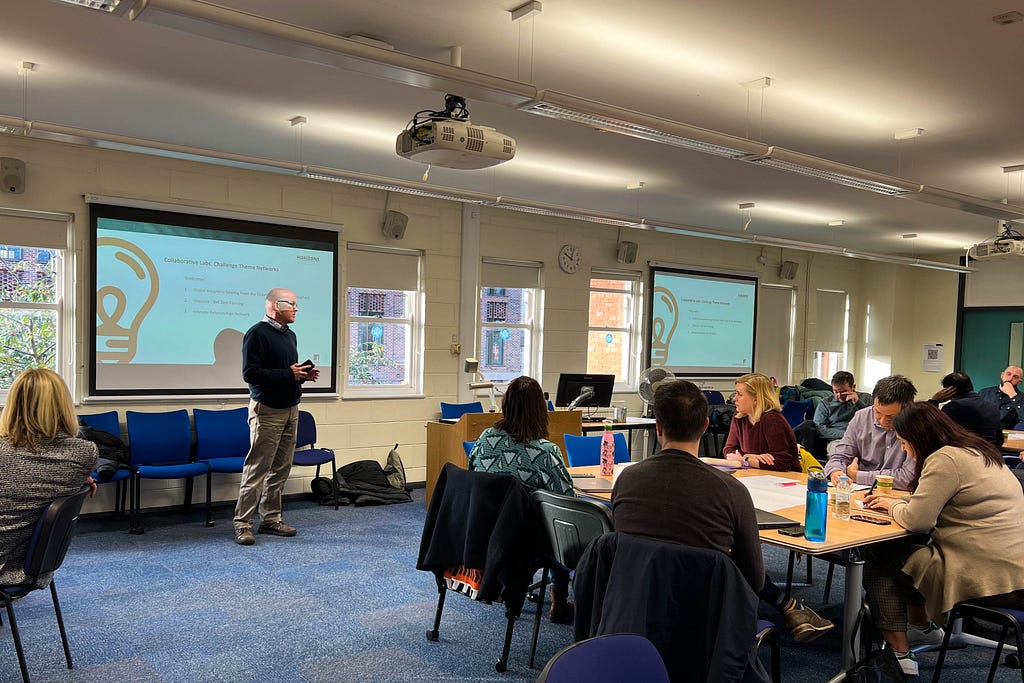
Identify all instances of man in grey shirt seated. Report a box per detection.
[794,371,871,459]
[978,365,1024,429]
[825,375,917,490]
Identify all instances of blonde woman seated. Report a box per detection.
[724,373,801,472]
[863,402,1024,677]
[467,375,575,623]
[0,368,97,588]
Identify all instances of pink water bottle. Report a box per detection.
[600,425,615,476]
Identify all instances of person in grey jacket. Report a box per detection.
[0,368,97,587]
[794,371,871,458]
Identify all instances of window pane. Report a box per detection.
[480,325,527,382]
[589,290,629,327]
[347,287,408,317]
[591,278,630,291]
[0,308,58,388]
[813,351,844,380]
[0,246,58,304]
[479,288,529,325]
[587,330,628,378]
[347,321,408,385]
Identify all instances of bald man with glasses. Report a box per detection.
[233,288,319,546]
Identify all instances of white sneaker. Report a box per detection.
[907,621,945,648]
[896,650,919,676]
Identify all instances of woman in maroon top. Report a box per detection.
[724,373,801,472]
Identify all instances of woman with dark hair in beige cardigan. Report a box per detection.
[864,401,1024,677]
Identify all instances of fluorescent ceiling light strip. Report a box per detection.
[749,158,912,195]
[53,0,126,12]
[301,169,492,204]
[487,198,636,226]
[522,96,765,159]
[911,186,1024,221]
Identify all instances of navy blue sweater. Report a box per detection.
[242,320,301,409]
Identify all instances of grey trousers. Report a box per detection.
[233,400,299,530]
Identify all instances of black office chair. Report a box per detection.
[0,486,90,683]
[932,600,1024,683]
[529,490,614,667]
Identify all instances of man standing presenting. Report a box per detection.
[825,375,917,489]
[234,288,319,546]
[978,365,1024,429]
[794,371,871,459]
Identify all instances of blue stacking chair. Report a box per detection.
[126,410,213,534]
[293,410,340,510]
[780,398,813,429]
[79,411,136,531]
[702,390,726,405]
[562,432,630,467]
[0,486,90,683]
[537,634,669,683]
[440,401,484,420]
[193,407,249,475]
[462,441,475,458]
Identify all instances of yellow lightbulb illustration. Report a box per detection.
[96,237,159,363]
[650,286,678,366]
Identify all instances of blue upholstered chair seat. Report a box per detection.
[293,449,333,467]
[135,462,210,479]
[91,468,133,484]
[200,457,247,473]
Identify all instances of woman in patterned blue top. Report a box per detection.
[467,375,576,622]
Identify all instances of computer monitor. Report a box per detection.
[554,373,615,409]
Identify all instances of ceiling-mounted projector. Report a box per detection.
[969,221,1024,260]
[396,94,515,170]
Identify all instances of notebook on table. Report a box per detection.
[756,508,801,529]
[574,478,614,493]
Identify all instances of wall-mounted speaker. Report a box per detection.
[616,240,638,264]
[382,209,409,240]
[779,260,799,281]
[1,157,25,194]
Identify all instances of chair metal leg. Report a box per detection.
[529,567,549,668]
[823,562,835,603]
[130,473,144,534]
[49,581,73,670]
[783,551,797,601]
[987,625,1009,683]
[426,576,446,641]
[183,477,194,512]
[330,460,339,511]
[3,597,31,683]
[931,607,958,682]
[205,472,214,527]
[496,606,516,673]
[806,555,813,584]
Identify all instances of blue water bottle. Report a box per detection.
[804,467,828,542]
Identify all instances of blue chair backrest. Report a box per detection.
[537,633,669,683]
[563,432,630,467]
[193,407,250,460]
[79,411,120,437]
[440,401,484,420]
[702,390,726,405]
[780,399,813,429]
[296,410,318,449]
[463,441,475,458]
[1015,421,1024,431]
[548,400,555,412]
[126,410,192,466]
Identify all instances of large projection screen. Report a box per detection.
[90,202,338,397]
[647,266,758,378]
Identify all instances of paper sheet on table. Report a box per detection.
[738,476,808,512]
[1006,432,1024,441]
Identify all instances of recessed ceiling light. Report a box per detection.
[993,11,1024,25]
[51,0,124,13]
[894,128,924,140]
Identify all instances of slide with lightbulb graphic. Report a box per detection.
[90,203,338,396]
[648,267,758,378]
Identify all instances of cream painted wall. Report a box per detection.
[0,135,961,516]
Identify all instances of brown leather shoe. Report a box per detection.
[258,521,297,537]
[234,527,255,545]
[549,586,575,624]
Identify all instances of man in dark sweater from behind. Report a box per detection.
[233,288,319,546]
[612,379,833,642]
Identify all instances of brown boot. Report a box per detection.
[549,585,575,624]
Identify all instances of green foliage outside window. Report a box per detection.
[348,340,403,385]
[0,249,59,389]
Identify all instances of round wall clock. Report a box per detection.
[558,244,581,274]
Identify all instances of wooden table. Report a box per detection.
[1002,430,1024,452]
[569,464,909,673]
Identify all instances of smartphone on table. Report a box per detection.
[778,525,806,537]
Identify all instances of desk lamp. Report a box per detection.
[464,358,498,412]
